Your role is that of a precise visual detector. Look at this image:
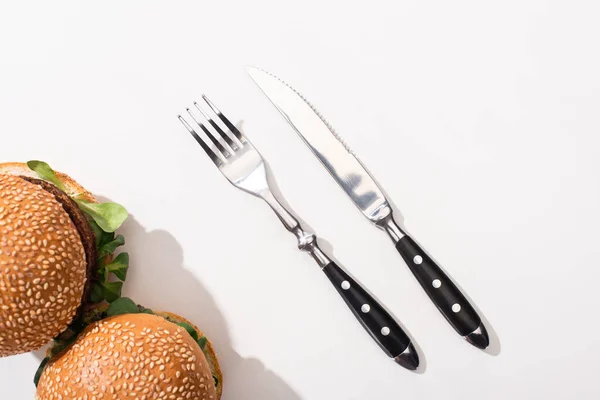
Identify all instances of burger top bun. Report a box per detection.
[155,311,223,399]
[36,313,219,400]
[0,174,88,357]
[0,162,96,202]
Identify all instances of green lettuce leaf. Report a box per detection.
[99,234,125,258]
[90,282,105,303]
[197,336,207,351]
[90,219,117,249]
[102,281,123,303]
[27,160,67,192]
[175,321,199,341]
[88,219,104,246]
[106,297,139,317]
[105,253,129,281]
[97,265,109,282]
[76,199,128,233]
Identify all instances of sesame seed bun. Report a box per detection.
[0,162,99,357]
[0,162,95,202]
[154,311,223,399]
[0,174,88,356]
[36,313,220,400]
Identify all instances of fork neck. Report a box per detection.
[261,190,331,268]
[261,190,299,231]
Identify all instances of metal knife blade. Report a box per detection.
[247,67,490,349]
[247,66,393,224]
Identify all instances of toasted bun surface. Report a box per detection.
[0,175,88,356]
[156,311,223,400]
[36,313,218,400]
[0,162,95,202]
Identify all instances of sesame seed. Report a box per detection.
[33,313,218,399]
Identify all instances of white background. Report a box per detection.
[1,1,599,399]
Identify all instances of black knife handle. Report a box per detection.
[395,235,481,337]
[322,261,415,364]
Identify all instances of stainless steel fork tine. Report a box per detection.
[186,107,231,157]
[193,101,240,150]
[178,115,223,166]
[201,95,245,143]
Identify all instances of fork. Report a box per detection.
[178,95,419,370]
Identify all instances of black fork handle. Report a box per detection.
[322,261,419,369]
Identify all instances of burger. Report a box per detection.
[0,161,129,357]
[0,161,223,397]
[35,302,223,399]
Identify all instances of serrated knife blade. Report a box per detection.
[247,67,393,224]
[248,66,490,350]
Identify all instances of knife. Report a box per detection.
[248,67,489,349]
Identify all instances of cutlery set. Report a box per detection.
[178,68,489,370]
